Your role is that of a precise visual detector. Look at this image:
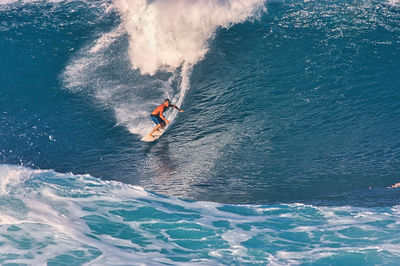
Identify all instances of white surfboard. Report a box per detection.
[141,128,165,142]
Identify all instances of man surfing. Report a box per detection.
[147,99,183,138]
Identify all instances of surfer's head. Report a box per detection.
[164,99,171,107]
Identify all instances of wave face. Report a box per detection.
[1,164,400,265]
[61,0,265,136]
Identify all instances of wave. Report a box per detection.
[61,0,265,136]
[1,164,400,264]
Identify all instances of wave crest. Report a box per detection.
[114,0,265,75]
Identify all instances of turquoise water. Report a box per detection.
[1,0,400,264]
[1,164,400,264]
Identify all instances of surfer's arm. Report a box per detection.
[170,104,184,112]
[159,112,170,124]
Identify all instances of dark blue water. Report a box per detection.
[1,0,400,264]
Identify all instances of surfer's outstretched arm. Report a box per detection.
[170,104,184,112]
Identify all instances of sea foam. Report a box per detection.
[113,0,266,75]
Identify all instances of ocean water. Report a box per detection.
[1,0,400,264]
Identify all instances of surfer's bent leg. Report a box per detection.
[149,124,161,136]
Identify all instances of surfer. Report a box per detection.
[148,99,183,137]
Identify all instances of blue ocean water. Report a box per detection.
[1,0,400,264]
